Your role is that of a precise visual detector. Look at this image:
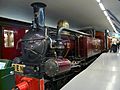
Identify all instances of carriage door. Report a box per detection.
[2,26,25,60]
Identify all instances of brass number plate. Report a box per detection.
[12,64,25,73]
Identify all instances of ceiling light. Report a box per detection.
[107,16,118,33]
[96,0,119,33]
[107,29,109,33]
[103,11,108,17]
[96,0,101,3]
[111,25,118,33]
[107,16,111,23]
[99,3,106,11]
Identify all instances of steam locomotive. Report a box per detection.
[11,2,106,90]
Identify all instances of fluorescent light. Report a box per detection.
[99,3,106,11]
[107,16,111,23]
[107,29,109,33]
[96,0,118,33]
[96,0,101,3]
[107,16,114,27]
[103,11,108,17]
[107,16,118,33]
[111,24,118,33]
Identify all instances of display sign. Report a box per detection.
[0,62,6,69]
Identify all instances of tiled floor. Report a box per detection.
[61,51,120,90]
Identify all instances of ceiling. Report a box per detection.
[0,0,119,32]
[102,0,120,33]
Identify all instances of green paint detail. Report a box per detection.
[0,59,12,68]
[0,59,15,90]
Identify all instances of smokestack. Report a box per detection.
[31,2,46,29]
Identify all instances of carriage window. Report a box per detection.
[4,30,14,47]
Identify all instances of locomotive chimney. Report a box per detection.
[31,2,46,29]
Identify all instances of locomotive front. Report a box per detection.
[22,3,49,64]
[13,2,71,78]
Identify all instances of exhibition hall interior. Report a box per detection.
[0,0,120,90]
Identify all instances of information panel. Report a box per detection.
[0,62,6,69]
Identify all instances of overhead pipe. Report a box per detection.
[77,26,95,37]
[57,27,91,41]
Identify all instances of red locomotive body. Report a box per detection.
[15,75,40,90]
[78,36,102,58]
[61,34,75,58]
[92,38,102,55]
[96,31,111,50]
